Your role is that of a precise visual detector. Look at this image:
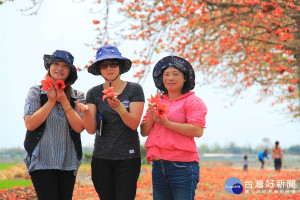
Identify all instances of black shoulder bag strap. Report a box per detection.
[24,86,47,158]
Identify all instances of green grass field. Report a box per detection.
[0,180,32,189]
[0,163,16,170]
[0,163,32,189]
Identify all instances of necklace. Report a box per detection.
[104,80,124,93]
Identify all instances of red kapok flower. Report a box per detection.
[288,85,294,93]
[102,87,121,102]
[41,75,53,91]
[155,103,170,119]
[147,93,161,107]
[93,20,100,24]
[55,80,66,92]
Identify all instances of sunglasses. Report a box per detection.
[99,60,120,70]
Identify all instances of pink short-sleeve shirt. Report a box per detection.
[143,91,207,162]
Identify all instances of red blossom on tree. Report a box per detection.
[12,0,300,119]
[93,20,100,24]
[90,0,299,119]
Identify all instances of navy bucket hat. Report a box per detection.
[153,56,195,92]
[43,50,78,84]
[88,45,132,75]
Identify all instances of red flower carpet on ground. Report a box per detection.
[0,165,299,200]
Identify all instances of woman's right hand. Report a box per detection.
[75,101,89,113]
[47,86,57,104]
[147,104,167,124]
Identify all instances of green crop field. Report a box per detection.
[0,180,32,189]
[0,163,16,170]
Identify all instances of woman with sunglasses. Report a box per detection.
[76,45,145,200]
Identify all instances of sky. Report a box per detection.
[0,0,299,150]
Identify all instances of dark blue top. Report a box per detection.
[86,82,145,160]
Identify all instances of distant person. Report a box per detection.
[140,56,208,200]
[23,50,85,200]
[258,149,270,170]
[243,155,248,172]
[272,141,284,172]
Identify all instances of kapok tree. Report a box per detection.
[4,0,299,119]
[91,0,300,119]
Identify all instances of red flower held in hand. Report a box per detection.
[147,93,161,107]
[102,87,121,102]
[41,75,53,91]
[55,80,66,92]
[147,93,170,119]
[155,103,170,119]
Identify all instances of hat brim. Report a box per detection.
[43,55,76,70]
[88,56,132,75]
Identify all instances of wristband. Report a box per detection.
[64,106,73,113]
[114,103,126,115]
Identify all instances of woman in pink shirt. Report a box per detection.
[141,56,207,200]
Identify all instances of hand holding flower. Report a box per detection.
[46,86,57,104]
[102,87,121,102]
[148,104,169,125]
[107,97,121,109]
[147,93,170,119]
[56,89,68,104]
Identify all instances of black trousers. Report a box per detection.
[259,158,265,169]
[274,158,282,170]
[91,157,141,200]
[30,169,76,200]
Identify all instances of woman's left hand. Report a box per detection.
[148,104,169,125]
[107,98,121,109]
[56,89,68,104]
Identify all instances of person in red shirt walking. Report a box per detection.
[141,56,207,200]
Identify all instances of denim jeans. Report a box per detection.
[152,160,199,200]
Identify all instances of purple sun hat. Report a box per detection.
[88,45,132,75]
[153,56,195,92]
[43,50,78,84]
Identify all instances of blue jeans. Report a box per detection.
[152,160,199,200]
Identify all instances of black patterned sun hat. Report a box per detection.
[88,45,132,75]
[153,56,195,92]
[43,50,78,84]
